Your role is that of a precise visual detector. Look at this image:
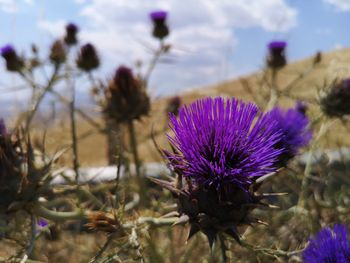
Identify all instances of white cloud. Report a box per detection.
[37,19,66,37]
[0,0,17,13]
[38,0,297,95]
[325,0,350,11]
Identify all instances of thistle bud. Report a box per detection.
[64,23,79,46]
[0,44,24,72]
[150,10,169,40]
[166,96,181,116]
[266,41,287,70]
[76,43,100,71]
[105,66,150,123]
[321,79,350,118]
[85,212,124,235]
[49,40,66,65]
[313,51,322,65]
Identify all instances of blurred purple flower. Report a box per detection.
[150,11,167,22]
[267,40,287,69]
[64,23,79,45]
[1,44,23,72]
[166,97,283,193]
[0,119,6,136]
[303,224,350,263]
[149,10,169,39]
[76,43,99,71]
[38,218,48,228]
[268,106,312,167]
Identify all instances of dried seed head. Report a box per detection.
[50,40,66,65]
[76,43,100,71]
[85,212,123,235]
[320,79,350,118]
[104,66,150,123]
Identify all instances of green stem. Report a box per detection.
[32,204,86,222]
[127,120,141,179]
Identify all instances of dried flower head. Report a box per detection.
[266,41,287,70]
[1,44,24,72]
[85,212,123,235]
[153,97,284,245]
[150,10,169,39]
[321,79,350,118]
[50,40,66,65]
[166,96,181,116]
[303,224,350,263]
[104,66,150,123]
[0,122,53,212]
[268,105,312,167]
[76,43,100,71]
[64,23,79,45]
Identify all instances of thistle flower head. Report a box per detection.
[76,43,99,71]
[268,105,312,167]
[149,10,169,39]
[153,97,286,246]
[166,97,283,193]
[104,65,150,123]
[321,78,350,118]
[303,224,350,263]
[267,40,287,70]
[64,23,79,45]
[1,44,24,72]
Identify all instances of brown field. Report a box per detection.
[35,47,350,167]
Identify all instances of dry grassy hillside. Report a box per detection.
[41,48,350,167]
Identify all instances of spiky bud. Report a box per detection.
[76,43,100,71]
[49,40,66,65]
[64,23,79,46]
[266,41,287,70]
[150,11,169,40]
[104,66,150,123]
[85,212,124,235]
[320,79,350,118]
[0,44,24,72]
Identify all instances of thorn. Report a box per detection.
[187,224,200,241]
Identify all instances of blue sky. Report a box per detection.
[0,0,350,103]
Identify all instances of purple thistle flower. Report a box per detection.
[267,40,287,69]
[150,11,168,23]
[149,10,169,39]
[268,41,287,50]
[1,44,23,72]
[268,106,312,167]
[166,97,284,193]
[0,119,6,136]
[1,44,15,57]
[303,224,350,263]
[38,218,48,228]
